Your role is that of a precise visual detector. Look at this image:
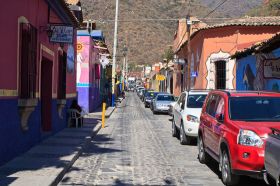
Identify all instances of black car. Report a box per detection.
[144,91,155,107]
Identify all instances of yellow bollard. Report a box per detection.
[102,102,106,128]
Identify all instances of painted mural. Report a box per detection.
[236,48,280,91]
[76,38,90,86]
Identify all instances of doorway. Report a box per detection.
[41,57,53,131]
[215,60,226,89]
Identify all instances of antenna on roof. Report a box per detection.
[257,87,261,95]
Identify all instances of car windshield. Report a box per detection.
[229,97,280,121]
[157,95,175,101]
[187,94,207,108]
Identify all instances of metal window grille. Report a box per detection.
[19,23,37,99]
[57,52,66,99]
[215,60,226,90]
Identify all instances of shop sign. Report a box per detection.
[50,25,74,44]
[156,74,166,81]
[264,58,280,79]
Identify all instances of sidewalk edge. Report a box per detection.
[105,107,116,118]
[50,122,102,186]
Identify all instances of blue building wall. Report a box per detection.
[0,98,74,166]
[78,85,101,113]
[236,47,280,91]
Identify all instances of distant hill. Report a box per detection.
[80,0,263,65]
[248,0,280,16]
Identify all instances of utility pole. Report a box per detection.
[186,15,192,91]
[111,0,119,106]
[122,54,125,91]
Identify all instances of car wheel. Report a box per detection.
[153,109,157,115]
[172,117,178,137]
[221,150,240,186]
[180,123,191,145]
[198,135,210,164]
[145,103,148,108]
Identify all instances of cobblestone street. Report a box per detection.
[59,93,267,186]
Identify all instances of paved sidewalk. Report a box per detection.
[0,115,105,186]
[85,106,115,119]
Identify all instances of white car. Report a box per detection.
[172,90,208,145]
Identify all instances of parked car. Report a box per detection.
[198,90,280,185]
[168,96,179,116]
[139,88,146,99]
[265,128,280,186]
[150,92,163,111]
[172,90,208,145]
[141,89,154,102]
[143,91,155,108]
[137,87,145,97]
[151,93,176,114]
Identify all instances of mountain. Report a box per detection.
[80,0,263,66]
[248,0,280,16]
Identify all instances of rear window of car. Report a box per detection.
[187,94,207,108]
[229,97,280,121]
[157,95,175,101]
[145,92,154,97]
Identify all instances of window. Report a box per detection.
[229,97,280,121]
[187,94,207,108]
[177,93,186,109]
[156,95,175,101]
[215,60,226,89]
[19,23,37,99]
[216,97,225,116]
[57,52,66,99]
[206,94,220,117]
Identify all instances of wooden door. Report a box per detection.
[41,57,53,131]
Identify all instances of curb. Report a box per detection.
[50,122,102,186]
[105,107,116,118]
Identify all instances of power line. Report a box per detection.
[203,0,229,18]
[88,17,233,23]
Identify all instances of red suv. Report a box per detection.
[198,90,280,185]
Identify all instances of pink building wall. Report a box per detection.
[0,0,77,99]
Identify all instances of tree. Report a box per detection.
[162,46,174,63]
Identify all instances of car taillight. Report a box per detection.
[187,115,199,123]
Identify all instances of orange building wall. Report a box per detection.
[188,26,280,89]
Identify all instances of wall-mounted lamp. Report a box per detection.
[59,43,64,49]
[40,25,53,39]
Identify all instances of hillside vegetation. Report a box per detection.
[249,0,280,16]
[81,0,263,65]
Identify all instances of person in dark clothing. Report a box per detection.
[122,91,125,98]
[70,99,83,127]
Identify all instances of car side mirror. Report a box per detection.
[180,103,184,110]
[215,113,224,123]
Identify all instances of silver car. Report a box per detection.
[151,93,176,114]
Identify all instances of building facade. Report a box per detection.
[233,34,280,91]
[76,28,108,112]
[175,16,280,91]
[0,0,81,165]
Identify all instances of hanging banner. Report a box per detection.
[100,55,110,68]
[67,45,75,73]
